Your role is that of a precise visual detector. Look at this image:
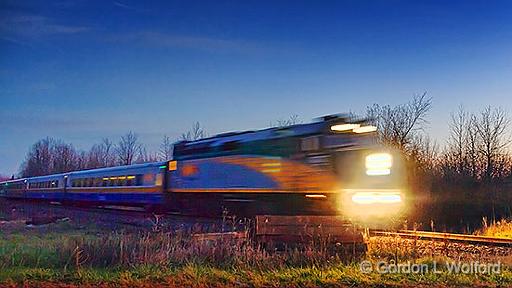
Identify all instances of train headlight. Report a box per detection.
[351,192,402,204]
[331,123,360,132]
[365,153,392,176]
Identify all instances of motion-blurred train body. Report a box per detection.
[1,115,406,221]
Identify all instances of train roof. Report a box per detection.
[69,161,167,177]
[1,162,167,184]
[177,114,360,148]
[0,178,27,185]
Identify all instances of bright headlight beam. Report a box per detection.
[353,125,377,133]
[331,123,360,132]
[366,153,392,176]
[366,169,391,176]
[351,192,402,204]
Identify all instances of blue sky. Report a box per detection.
[1,0,512,176]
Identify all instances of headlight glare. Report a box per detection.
[365,153,392,176]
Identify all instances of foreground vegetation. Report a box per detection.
[1,263,511,288]
[1,219,511,287]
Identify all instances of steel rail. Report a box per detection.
[370,229,512,247]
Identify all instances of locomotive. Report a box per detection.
[0,115,406,222]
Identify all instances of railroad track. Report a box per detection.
[370,229,512,247]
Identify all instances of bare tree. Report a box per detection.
[20,138,54,177]
[75,150,88,170]
[101,138,116,167]
[466,114,480,179]
[180,122,206,141]
[159,135,174,160]
[116,132,141,165]
[475,106,511,182]
[410,134,439,171]
[85,138,116,169]
[135,146,159,164]
[271,114,302,127]
[51,141,78,173]
[446,106,469,176]
[367,92,432,152]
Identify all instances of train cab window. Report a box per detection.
[222,141,240,151]
[102,178,108,187]
[301,136,320,151]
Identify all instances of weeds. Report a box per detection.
[1,218,511,286]
[480,218,512,238]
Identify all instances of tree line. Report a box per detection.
[17,122,206,178]
[366,94,512,230]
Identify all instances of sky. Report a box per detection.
[1,0,512,176]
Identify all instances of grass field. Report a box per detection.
[1,217,511,288]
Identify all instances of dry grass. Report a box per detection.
[57,232,364,270]
[367,234,512,265]
[480,218,512,238]
[1,230,511,287]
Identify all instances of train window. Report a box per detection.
[301,137,320,151]
[122,176,129,186]
[128,175,136,186]
[222,141,240,151]
[136,175,143,186]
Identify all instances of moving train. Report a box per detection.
[0,115,407,221]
